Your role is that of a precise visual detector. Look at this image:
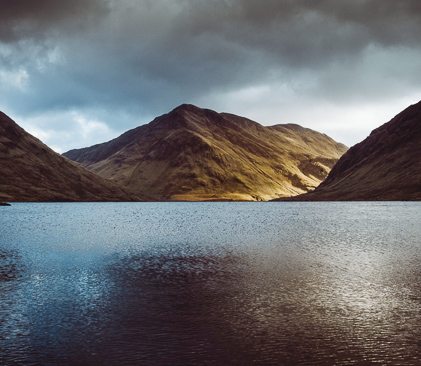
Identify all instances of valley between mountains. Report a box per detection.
[2,102,420,202]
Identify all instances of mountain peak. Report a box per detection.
[63,106,347,201]
[171,103,203,113]
[149,104,226,131]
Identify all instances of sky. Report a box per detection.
[1,0,421,153]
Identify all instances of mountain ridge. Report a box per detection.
[274,101,421,201]
[0,111,146,202]
[64,104,347,201]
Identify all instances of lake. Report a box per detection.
[1,202,421,365]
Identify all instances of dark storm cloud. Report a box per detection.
[184,0,421,67]
[4,0,421,105]
[0,0,109,42]
[1,0,421,150]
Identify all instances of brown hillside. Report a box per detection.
[64,104,347,201]
[278,101,421,201]
[0,112,144,202]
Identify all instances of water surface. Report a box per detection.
[1,202,421,365]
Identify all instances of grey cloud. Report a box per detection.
[0,0,109,42]
[179,0,421,65]
[3,1,421,97]
[2,0,421,149]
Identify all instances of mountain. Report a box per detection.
[64,104,347,201]
[0,112,144,202]
[278,101,421,200]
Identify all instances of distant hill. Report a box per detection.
[64,104,347,201]
[0,112,144,202]
[276,101,421,200]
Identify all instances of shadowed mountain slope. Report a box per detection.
[277,101,421,201]
[64,104,347,201]
[0,112,144,202]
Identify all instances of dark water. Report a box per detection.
[1,202,421,365]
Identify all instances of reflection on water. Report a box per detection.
[1,202,421,365]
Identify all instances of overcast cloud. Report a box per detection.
[1,0,421,152]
